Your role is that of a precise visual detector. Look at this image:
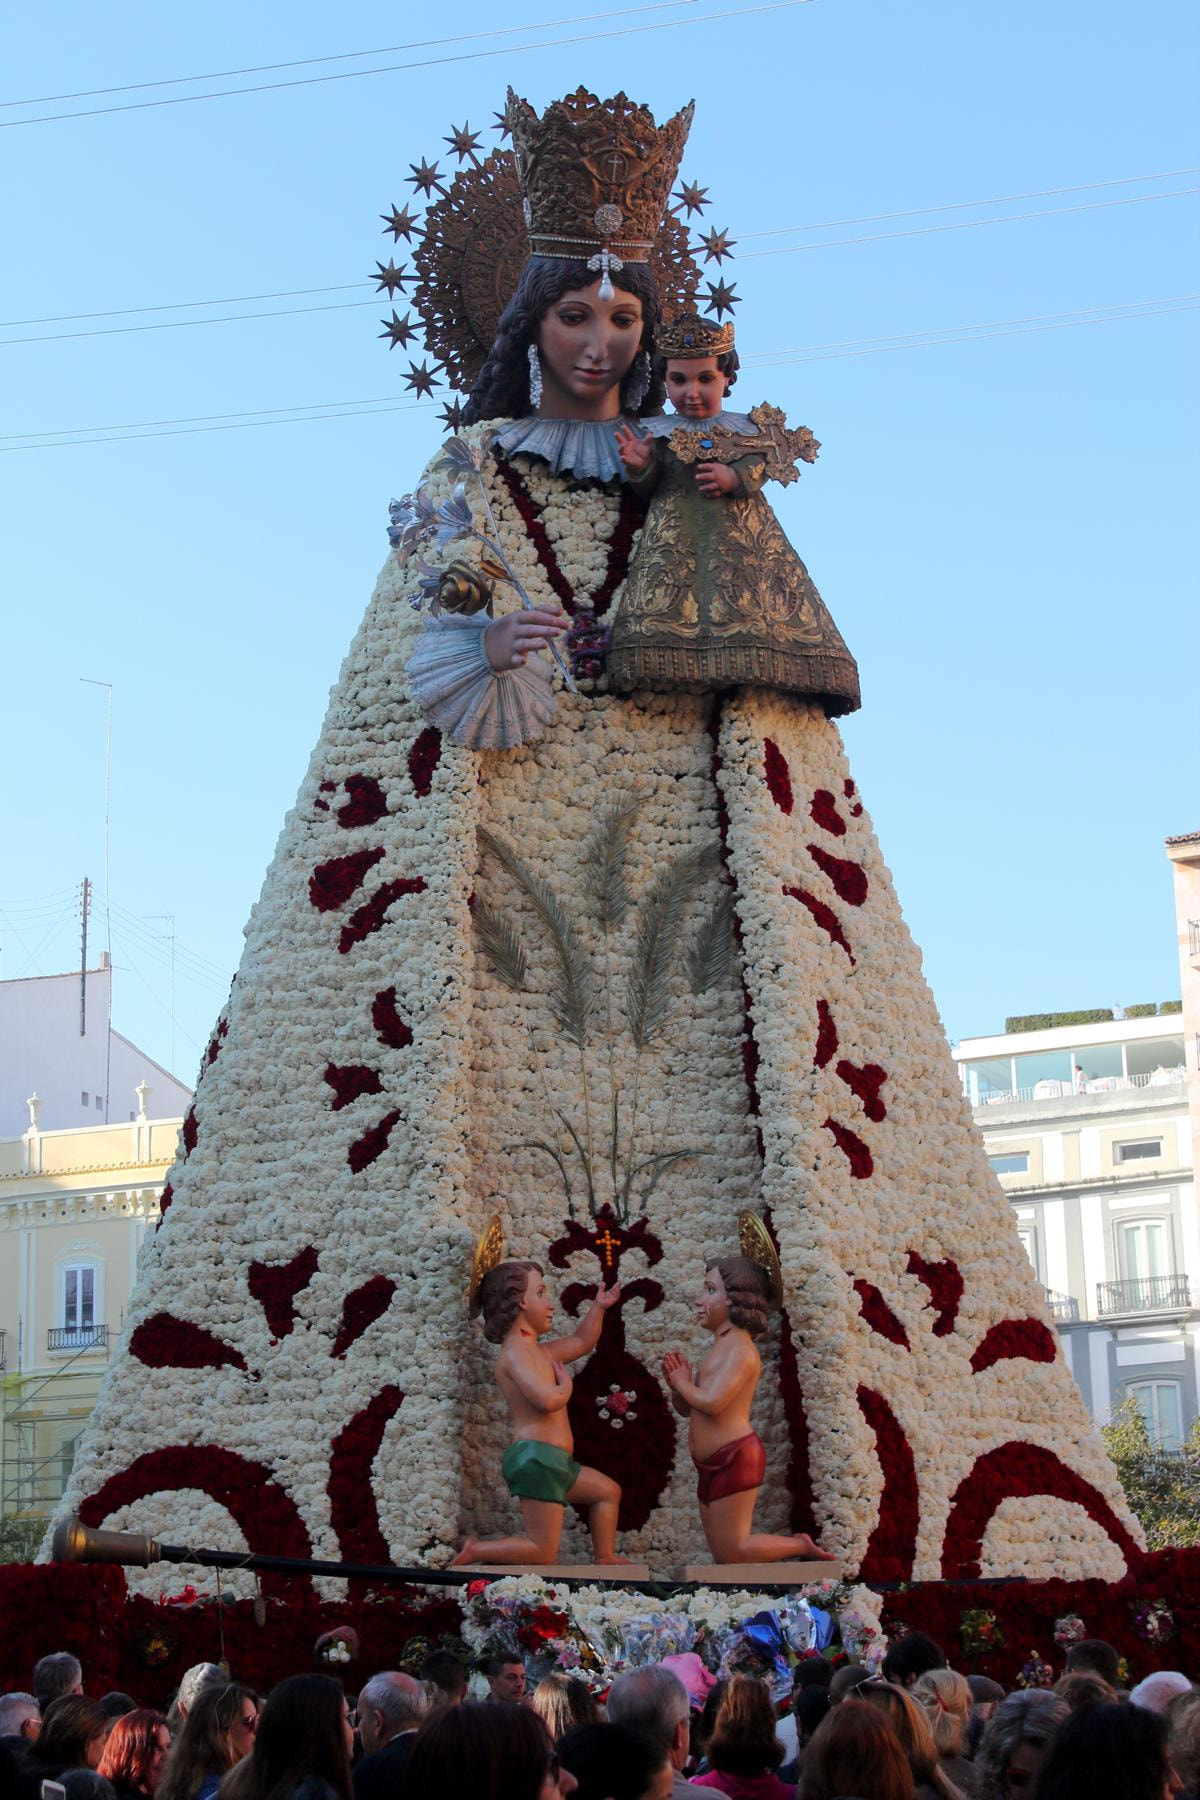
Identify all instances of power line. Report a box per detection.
[5,296,1194,451]
[0,0,816,129]
[0,297,378,349]
[0,394,403,442]
[0,1,705,107]
[0,284,365,329]
[741,188,1200,257]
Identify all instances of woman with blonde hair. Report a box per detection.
[911,1669,973,1789]
[690,1674,792,1798]
[157,1684,257,1800]
[530,1675,600,1743]
[857,1681,966,1800]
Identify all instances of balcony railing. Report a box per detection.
[1044,1290,1080,1323]
[0,1327,6,1369]
[972,1067,1186,1110]
[47,1324,109,1353]
[1096,1276,1192,1317]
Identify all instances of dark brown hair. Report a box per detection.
[32,1696,109,1772]
[659,345,740,391]
[405,1701,554,1800]
[243,1675,352,1800]
[859,1682,952,1792]
[97,1711,168,1797]
[479,1259,542,1344]
[708,1255,772,1338]
[463,257,664,424]
[157,1683,255,1800]
[800,1701,914,1800]
[707,1674,783,1777]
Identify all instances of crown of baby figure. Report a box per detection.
[506,85,694,267]
[657,310,735,358]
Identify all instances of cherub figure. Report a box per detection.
[610,312,859,714]
[663,1239,837,1565]
[453,1250,629,1567]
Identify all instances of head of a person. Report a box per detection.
[530,1675,600,1743]
[0,1691,40,1741]
[244,1675,352,1800]
[486,1653,528,1702]
[479,1261,548,1344]
[405,1700,574,1800]
[828,1663,872,1705]
[157,1681,257,1800]
[61,1774,117,1800]
[559,1721,672,1800]
[912,1666,972,1758]
[464,258,664,426]
[880,1629,947,1690]
[1168,1690,1200,1796]
[1053,1672,1118,1712]
[34,1654,84,1712]
[793,1684,832,1745]
[1062,1639,1121,1688]
[1131,1672,1193,1717]
[858,1680,940,1782]
[175,1665,226,1721]
[704,1673,784,1778]
[97,1710,170,1798]
[799,1700,915,1800]
[607,1665,690,1770]
[661,349,740,420]
[701,1257,772,1338]
[973,1689,1068,1799]
[354,1672,425,1755]
[1035,1700,1181,1800]
[417,1651,467,1708]
[692,1677,728,1762]
[793,1656,834,1695]
[98,1694,138,1722]
[34,1696,110,1772]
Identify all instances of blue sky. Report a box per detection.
[1,0,1196,1091]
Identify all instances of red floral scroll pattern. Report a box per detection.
[835,1058,889,1122]
[784,887,856,964]
[763,739,794,813]
[843,777,864,817]
[407,727,442,797]
[130,1314,247,1372]
[79,1448,313,1597]
[328,1386,404,1566]
[346,1109,402,1173]
[971,1318,1059,1374]
[205,1019,229,1066]
[852,1280,911,1349]
[330,1275,396,1358]
[809,788,847,836]
[336,775,389,829]
[905,1251,963,1337]
[493,457,646,624]
[248,1247,319,1340]
[372,987,414,1050]
[942,1443,1143,1580]
[309,848,385,912]
[181,1108,198,1157]
[814,999,838,1068]
[338,878,426,954]
[806,844,869,907]
[856,1386,919,1582]
[324,1064,385,1112]
[823,1117,874,1179]
[157,1181,174,1226]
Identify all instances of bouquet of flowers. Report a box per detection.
[1015,1650,1055,1689]
[959,1608,1006,1659]
[1133,1599,1176,1644]
[1052,1613,1086,1650]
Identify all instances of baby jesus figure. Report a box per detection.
[453,1256,629,1567]
[610,312,860,714]
[663,1249,837,1565]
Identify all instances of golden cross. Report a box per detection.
[594,1227,621,1268]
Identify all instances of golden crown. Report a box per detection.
[657,311,735,359]
[738,1209,784,1307]
[507,86,694,279]
[467,1215,505,1314]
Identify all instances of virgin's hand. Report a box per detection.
[694,461,737,496]
[615,422,651,472]
[484,608,568,672]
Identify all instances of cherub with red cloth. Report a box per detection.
[662,1219,837,1564]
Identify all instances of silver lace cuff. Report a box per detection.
[405,613,557,750]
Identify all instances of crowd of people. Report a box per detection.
[1,1629,1196,1800]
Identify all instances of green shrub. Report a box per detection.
[1124,1003,1157,1019]
[1160,999,1183,1015]
[1004,1009,1114,1034]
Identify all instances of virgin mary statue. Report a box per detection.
[58,87,1140,1587]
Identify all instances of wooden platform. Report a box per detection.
[676,1561,844,1585]
[464,1563,653,1581]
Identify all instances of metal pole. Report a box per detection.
[79,877,90,1036]
[81,680,113,1117]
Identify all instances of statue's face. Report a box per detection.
[534,279,644,420]
[520,1267,555,1337]
[697,1265,730,1333]
[665,354,728,420]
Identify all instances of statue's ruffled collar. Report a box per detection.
[493,413,654,483]
[639,410,757,439]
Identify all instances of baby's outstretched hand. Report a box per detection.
[615,422,652,473]
[695,460,738,497]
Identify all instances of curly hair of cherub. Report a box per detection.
[478,1259,543,1344]
[708,1254,772,1338]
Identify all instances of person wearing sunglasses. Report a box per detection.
[972,1691,1067,1799]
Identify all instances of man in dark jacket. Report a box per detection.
[352,1673,427,1800]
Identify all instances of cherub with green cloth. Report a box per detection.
[453,1224,629,1567]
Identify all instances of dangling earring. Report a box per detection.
[625,350,651,412]
[527,343,543,409]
